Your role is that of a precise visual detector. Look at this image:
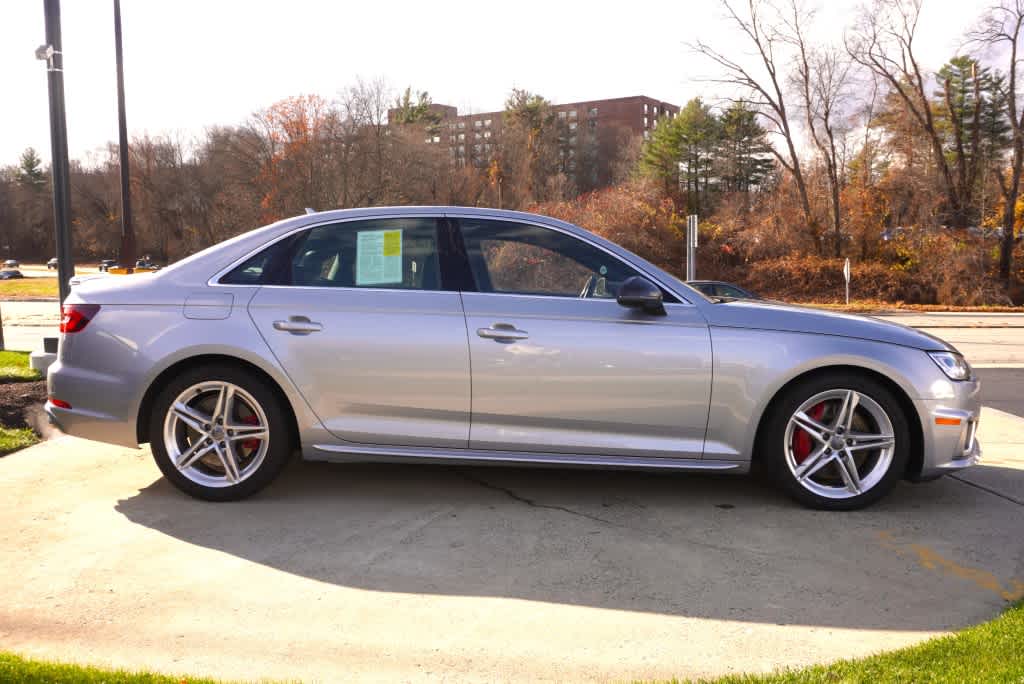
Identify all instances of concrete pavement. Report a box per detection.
[1,405,1022,682]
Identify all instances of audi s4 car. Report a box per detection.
[46,207,980,509]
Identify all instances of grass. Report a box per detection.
[656,601,1024,684]
[0,277,59,299]
[0,604,1021,684]
[0,350,41,382]
[0,426,39,455]
[0,652,225,683]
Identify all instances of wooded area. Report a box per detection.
[1,0,1023,304]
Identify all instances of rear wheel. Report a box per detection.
[762,373,910,510]
[148,365,292,501]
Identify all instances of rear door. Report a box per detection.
[243,216,471,448]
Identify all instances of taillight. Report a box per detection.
[60,304,100,333]
[49,397,72,409]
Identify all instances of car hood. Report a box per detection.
[701,300,957,352]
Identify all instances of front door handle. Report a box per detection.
[273,317,323,335]
[477,323,529,341]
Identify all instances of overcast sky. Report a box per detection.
[1,0,986,166]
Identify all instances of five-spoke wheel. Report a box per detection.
[149,365,292,501]
[765,373,909,510]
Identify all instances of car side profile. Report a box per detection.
[46,207,980,509]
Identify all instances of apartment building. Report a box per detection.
[391,95,679,188]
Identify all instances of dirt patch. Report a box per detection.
[0,380,46,430]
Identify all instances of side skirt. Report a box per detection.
[307,443,749,473]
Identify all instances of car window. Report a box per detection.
[458,219,644,299]
[716,284,749,298]
[222,218,441,290]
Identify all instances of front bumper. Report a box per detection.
[911,375,982,481]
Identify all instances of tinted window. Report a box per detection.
[458,219,645,299]
[222,218,441,290]
[716,284,751,298]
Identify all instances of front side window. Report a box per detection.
[222,218,441,290]
[459,219,644,299]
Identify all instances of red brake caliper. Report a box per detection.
[241,415,260,451]
[793,402,827,464]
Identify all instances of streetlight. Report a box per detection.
[36,0,75,304]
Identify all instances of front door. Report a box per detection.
[455,217,712,458]
[245,216,470,448]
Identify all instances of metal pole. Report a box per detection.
[114,0,136,271]
[686,214,698,281]
[43,0,75,303]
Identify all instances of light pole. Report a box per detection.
[113,0,137,271]
[36,0,75,303]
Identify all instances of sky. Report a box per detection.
[0,0,988,166]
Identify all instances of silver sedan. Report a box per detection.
[46,207,981,509]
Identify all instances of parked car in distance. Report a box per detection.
[135,258,160,271]
[3,259,19,269]
[47,257,58,270]
[0,269,24,279]
[688,280,761,300]
[47,207,980,510]
[98,259,117,272]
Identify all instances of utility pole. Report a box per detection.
[38,0,75,303]
[114,0,137,271]
[686,214,698,281]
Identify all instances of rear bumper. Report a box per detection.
[46,359,140,448]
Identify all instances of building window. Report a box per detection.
[652,118,658,129]
[473,144,482,153]
[568,148,575,157]
[484,143,492,152]
[484,118,492,127]
[643,130,650,140]
[569,135,577,145]
[568,160,576,170]
[483,130,492,138]
[644,116,649,127]
[474,120,483,128]
[644,103,649,113]
[458,133,465,141]
[458,144,465,152]
[569,110,577,118]
[458,121,466,129]
[588,107,598,117]
[432,135,440,143]
[568,121,578,131]
[587,119,597,130]
[474,132,481,140]
[558,111,567,119]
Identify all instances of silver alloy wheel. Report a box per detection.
[783,388,896,500]
[161,381,270,488]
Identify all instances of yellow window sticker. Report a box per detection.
[382,230,402,257]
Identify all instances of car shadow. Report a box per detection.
[114,457,1024,632]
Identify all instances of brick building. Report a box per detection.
[391,95,679,189]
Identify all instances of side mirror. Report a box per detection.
[616,276,666,316]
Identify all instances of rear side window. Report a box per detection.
[221,218,442,290]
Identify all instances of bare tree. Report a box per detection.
[970,0,1024,283]
[784,0,854,256]
[693,0,817,241]
[846,0,972,228]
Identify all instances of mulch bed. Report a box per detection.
[0,380,47,430]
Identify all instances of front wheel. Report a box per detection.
[762,373,910,510]
[148,365,293,501]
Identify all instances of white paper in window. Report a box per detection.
[356,229,402,285]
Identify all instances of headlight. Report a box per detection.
[928,351,972,380]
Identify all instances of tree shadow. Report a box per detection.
[115,459,1024,631]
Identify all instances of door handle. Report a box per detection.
[273,317,323,334]
[477,324,528,341]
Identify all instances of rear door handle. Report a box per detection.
[477,324,529,341]
[273,317,323,335]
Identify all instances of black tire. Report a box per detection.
[761,371,911,510]
[148,364,293,501]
